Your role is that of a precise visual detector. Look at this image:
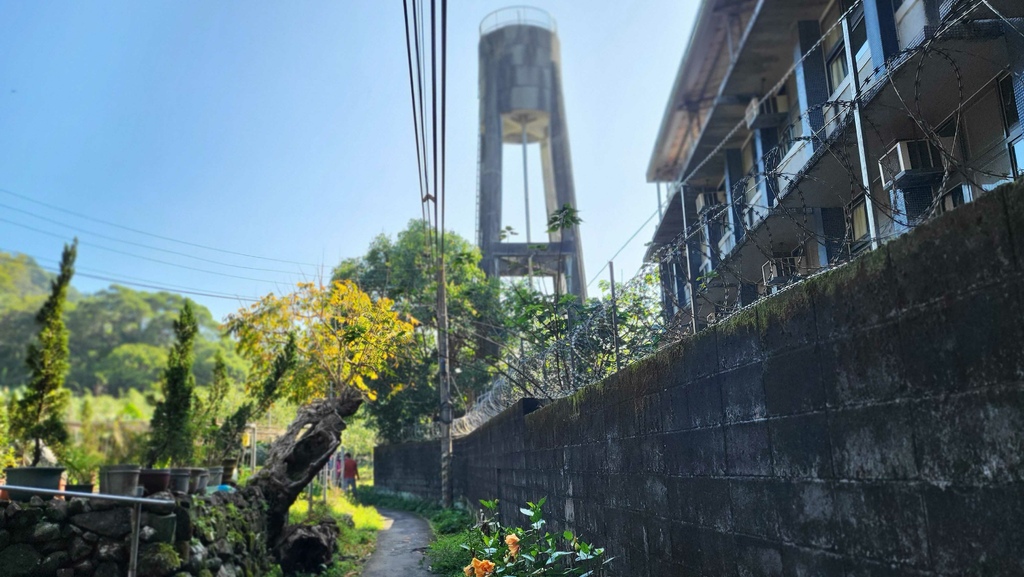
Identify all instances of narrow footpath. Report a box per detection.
[361,508,435,577]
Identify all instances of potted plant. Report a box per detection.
[63,446,101,494]
[6,241,77,501]
[145,302,199,496]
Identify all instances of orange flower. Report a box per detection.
[471,557,496,576]
[505,533,521,556]
[463,563,474,576]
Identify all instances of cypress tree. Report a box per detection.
[146,301,199,467]
[10,239,76,466]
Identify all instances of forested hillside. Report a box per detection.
[0,251,246,393]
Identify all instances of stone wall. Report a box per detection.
[375,179,1024,576]
[373,440,442,499]
[0,488,272,577]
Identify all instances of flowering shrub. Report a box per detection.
[461,498,609,577]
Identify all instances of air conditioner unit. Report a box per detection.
[695,191,726,214]
[761,257,801,286]
[878,140,945,190]
[745,95,790,130]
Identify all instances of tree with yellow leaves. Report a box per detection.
[225,280,415,405]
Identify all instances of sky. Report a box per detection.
[0,1,699,320]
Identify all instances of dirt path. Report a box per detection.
[361,508,435,577]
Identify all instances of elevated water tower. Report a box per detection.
[477,6,586,300]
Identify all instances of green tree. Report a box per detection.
[0,253,246,394]
[210,334,296,463]
[333,220,503,443]
[146,301,199,467]
[194,350,233,461]
[94,343,167,393]
[10,240,77,465]
[0,394,16,469]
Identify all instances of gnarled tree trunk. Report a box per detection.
[244,390,362,547]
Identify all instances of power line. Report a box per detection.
[586,208,661,288]
[0,217,296,285]
[0,252,259,303]
[0,187,323,267]
[10,252,260,299]
[0,202,315,275]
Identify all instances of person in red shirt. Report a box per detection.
[341,452,359,493]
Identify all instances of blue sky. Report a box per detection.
[0,1,698,320]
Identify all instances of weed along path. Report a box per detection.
[361,508,435,577]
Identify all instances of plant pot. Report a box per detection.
[187,468,205,494]
[206,466,224,487]
[221,458,238,483]
[99,465,141,496]
[196,471,209,493]
[139,469,171,496]
[65,483,94,495]
[3,467,66,501]
[168,469,191,494]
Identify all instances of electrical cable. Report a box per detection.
[0,217,295,285]
[0,202,311,275]
[0,188,322,267]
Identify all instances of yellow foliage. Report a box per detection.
[225,280,415,404]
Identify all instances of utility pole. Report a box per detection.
[438,257,453,507]
[609,261,622,373]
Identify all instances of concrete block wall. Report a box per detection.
[375,179,1024,576]
[373,440,441,499]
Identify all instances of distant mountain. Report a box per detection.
[0,251,246,393]
[0,252,79,310]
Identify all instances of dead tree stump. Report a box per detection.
[244,392,362,551]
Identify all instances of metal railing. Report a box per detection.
[480,6,557,35]
[0,484,173,577]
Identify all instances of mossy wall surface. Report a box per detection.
[0,488,272,577]
[376,180,1024,576]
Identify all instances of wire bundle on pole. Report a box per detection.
[401,0,451,505]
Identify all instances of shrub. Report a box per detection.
[459,498,609,577]
[426,530,476,576]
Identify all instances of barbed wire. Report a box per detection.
[440,0,1023,439]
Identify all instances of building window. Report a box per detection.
[778,79,802,151]
[1013,137,1024,177]
[827,47,849,94]
[999,75,1020,132]
[849,9,867,55]
[850,196,869,241]
[822,2,847,94]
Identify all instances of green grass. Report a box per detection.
[290,489,385,531]
[284,488,385,576]
[425,530,475,577]
[353,487,473,535]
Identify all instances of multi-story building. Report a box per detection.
[646,0,1024,330]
